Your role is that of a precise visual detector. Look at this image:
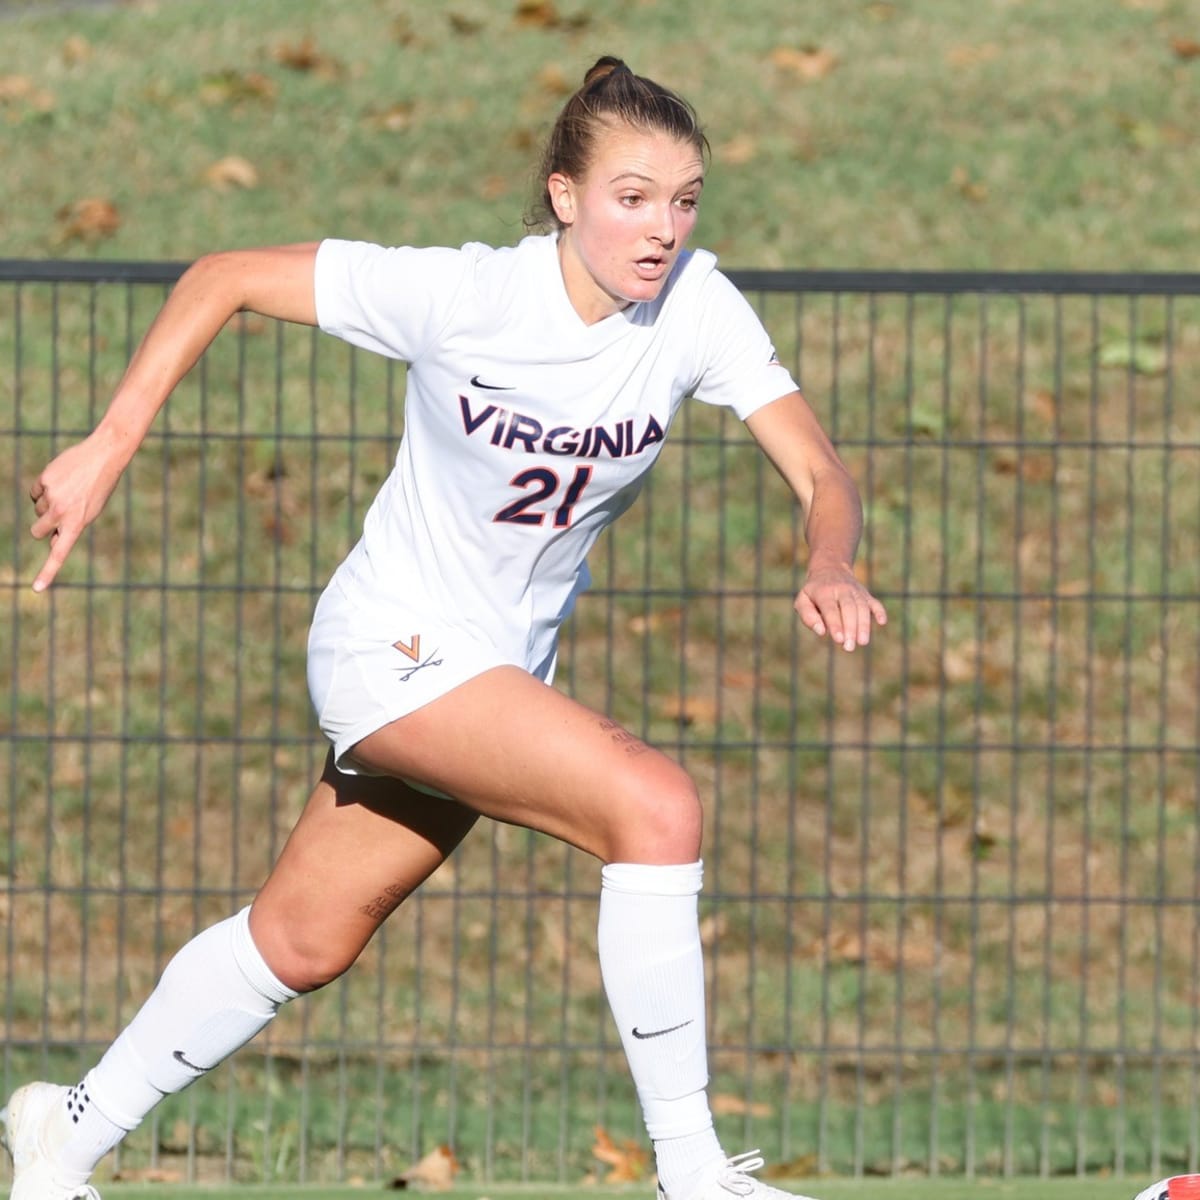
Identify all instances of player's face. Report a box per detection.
[550,123,705,326]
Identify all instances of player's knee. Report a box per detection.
[251,916,361,994]
[608,758,703,863]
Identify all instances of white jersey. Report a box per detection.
[313,233,798,676]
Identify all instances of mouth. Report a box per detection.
[633,255,668,280]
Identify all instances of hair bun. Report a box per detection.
[584,55,627,87]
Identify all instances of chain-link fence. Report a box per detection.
[2,260,1198,1187]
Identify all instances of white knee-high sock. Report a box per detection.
[598,861,725,1195]
[54,906,297,1178]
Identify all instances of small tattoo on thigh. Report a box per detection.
[360,883,407,922]
[598,718,650,756]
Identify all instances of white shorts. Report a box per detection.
[306,577,556,778]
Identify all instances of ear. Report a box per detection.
[547,172,576,226]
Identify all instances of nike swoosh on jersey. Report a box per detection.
[470,374,515,390]
[631,1019,694,1040]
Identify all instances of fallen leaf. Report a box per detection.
[1018,531,1052,578]
[448,12,483,34]
[1023,455,1055,484]
[1056,577,1089,596]
[1025,388,1057,425]
[765,1153,820,1180]
[661,694,720,727]
[365,101,415,133]
[818,927,866,963]
[109,1168,183,1184]
[0,74,55,112]
[61,34,92,65]
[769,45,839,82]
[718,134,759,165]
[55,197,120,243]
[811,927,937,970]
[389,1144,460,1191]
[592,1126,649,1183]
[1171,35,1200,59]
[721,669,760,690]
[204,155,259,191]
[263,513,296,544]
[392,15,419,45]
[627,606,682,635]
[0,74,34,101]
[945,43,1001,68]
[480,174,510,200]
[941,642,977,685]
[271,35,343,79]
[514,0,558,27]
[536,63,572,95]
[950,164,988,203]
[991,452,1055,484]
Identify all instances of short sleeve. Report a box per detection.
[313,239,478,362]
[690,269,799,420]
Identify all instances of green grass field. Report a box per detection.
[1,0,1197,269]
[3,0,1199,1196]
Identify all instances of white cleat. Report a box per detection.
[0,1083,101,1200]
[657,1150,823,1200]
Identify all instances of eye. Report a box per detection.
[620,193,643,207]
[677,195,700,211]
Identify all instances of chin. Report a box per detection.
[622,277,669,304]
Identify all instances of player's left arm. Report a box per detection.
[744,389,887,652]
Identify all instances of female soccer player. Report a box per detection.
[5,57,886,1200]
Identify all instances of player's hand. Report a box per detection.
[795,563,887,652]
[29,428,128,593]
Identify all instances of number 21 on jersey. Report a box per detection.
[494,466,594,528]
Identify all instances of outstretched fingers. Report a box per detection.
[795,568,887,652]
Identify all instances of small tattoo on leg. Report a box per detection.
[598,718,650,757]
[359,883,407,922]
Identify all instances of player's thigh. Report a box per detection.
[349,666,702,864]
[250,753,479,991]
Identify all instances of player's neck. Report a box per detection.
[555,235,632,327]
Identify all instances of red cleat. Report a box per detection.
[1134,1177,1200,1200]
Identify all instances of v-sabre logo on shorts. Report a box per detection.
[393,634,444,682]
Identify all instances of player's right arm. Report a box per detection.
[28,243,320,592]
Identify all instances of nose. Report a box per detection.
[649,202,676,249]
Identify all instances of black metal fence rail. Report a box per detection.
[5,257,1200,293]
